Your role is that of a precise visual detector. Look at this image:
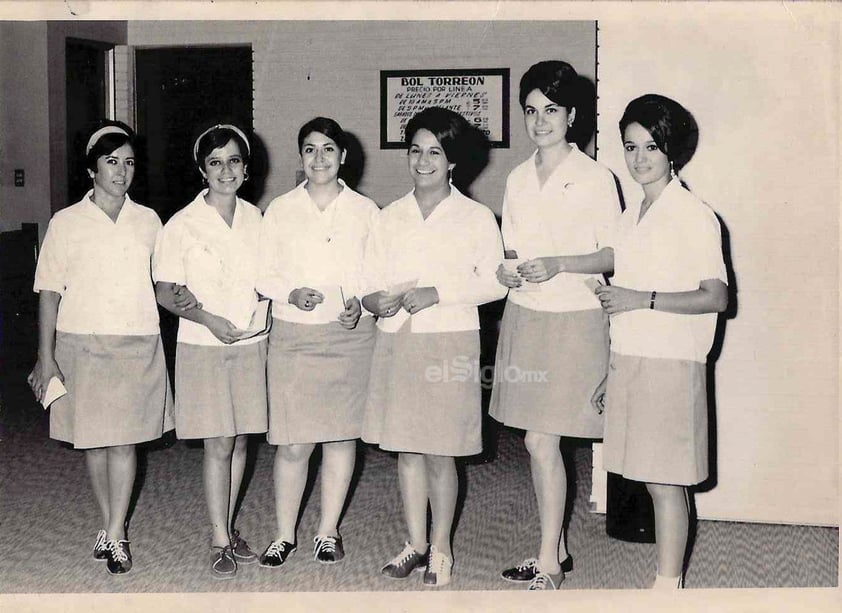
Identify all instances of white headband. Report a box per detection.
[86,126,130,155]
[193,124,251,162]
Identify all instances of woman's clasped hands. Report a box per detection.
[496,257,563,288]
[364,286,439,318]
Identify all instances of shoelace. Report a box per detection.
[314,535,337,557]
[516,558,538,573]
[265,540,290,558]
[230,531,248,554]
[390,543,418,568]
[428,550,450,575]
[94,530,107,552]
[212,546,234,570]
[528,571,558,591]
[107,539,128,563]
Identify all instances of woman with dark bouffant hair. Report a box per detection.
[361,106,506,587]
[256,117,379,571]
[29,120,174,576]
[154,123,267,580]
[544,93,728,589]
[489,60,621,591]
[595,94,727,589]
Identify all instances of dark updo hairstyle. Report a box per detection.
[519,60,594,147]
[194,125,250,172]
[619,94,699,172]
[85,120,136,173]
[518,60,578,110]
[404,106,471,167]
[297,116,347,154]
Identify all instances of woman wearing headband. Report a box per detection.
[256,117,378,570]
[153,124,267,580]
[361,107,506,587]
[29,120,174,576]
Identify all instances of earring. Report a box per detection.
[567,119,574,127]
[670,161,677,179]
[244,171,250,182]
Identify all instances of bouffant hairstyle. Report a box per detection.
[619,94,699,172]
[518,60,579,111]
[519,60,594,146]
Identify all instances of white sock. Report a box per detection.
[652,573,683,590]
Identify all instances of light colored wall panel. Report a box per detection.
[128,20,596,213]
[0,22,51,241]
[597,15,839,525]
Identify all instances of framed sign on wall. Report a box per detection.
[380,68,510,149]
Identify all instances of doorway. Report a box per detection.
[134,45,254,222]
[66,38,112,204]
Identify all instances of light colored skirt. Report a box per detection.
[52,332,174,449]
[361,323,482,457]
[489,303,608,438]
[174,340,268,439]
[267,316,375,445]
[603,352,709,486]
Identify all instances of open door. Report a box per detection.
[134,45,254,222]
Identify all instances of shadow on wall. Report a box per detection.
[571,74,597,153]
[452,122,491,202]
[340,130,367,194]
[696,210,738,496]
[240,130,269,208]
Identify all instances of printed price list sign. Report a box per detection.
[380,69,510,149]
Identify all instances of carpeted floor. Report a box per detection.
[0,368,837,595]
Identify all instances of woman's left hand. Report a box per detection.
[517,257,562,283]
[594,285,648,314]
[337,296,362,330]
[402,287,439,315]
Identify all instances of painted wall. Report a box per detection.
[1,22,128,240]
[127,20,597,213]
[596,13,838,525]
[46,21,128,215]
[0,22,51,241]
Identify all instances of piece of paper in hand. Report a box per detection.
[236,299,271,340]
[41,377,67,410]
[583,277,603,292]
[502,258,524,275]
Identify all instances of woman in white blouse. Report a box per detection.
[154,124,266,579]
[595,95,727,589]
[361,107,506,587]
[256,117,379,569]
[544,94,727,589]
[490,61,621,591]
[28,121,174,576]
